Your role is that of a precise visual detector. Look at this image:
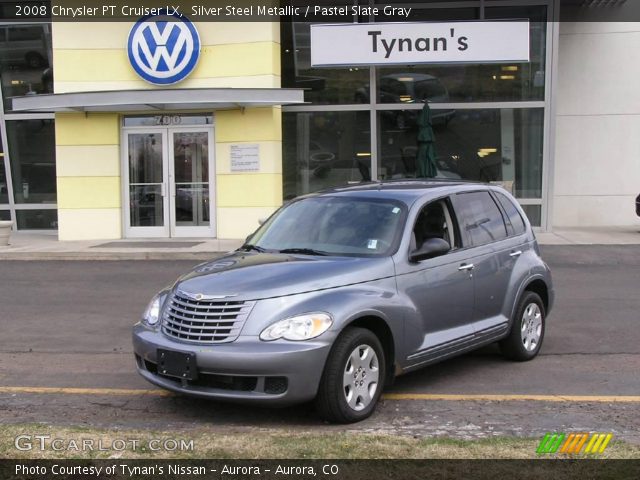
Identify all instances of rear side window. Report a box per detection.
[494,192,527,236]
[454,191,508,246]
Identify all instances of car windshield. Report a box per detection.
[247,196,407,257]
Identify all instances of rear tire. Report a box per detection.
[315,327,386,423]
[500,291,546,361]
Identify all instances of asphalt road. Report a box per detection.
[1,245,639,442]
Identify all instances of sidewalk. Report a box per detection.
[0,233,242,260]
[0,227,638,260]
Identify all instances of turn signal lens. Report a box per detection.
[260,313,333,341]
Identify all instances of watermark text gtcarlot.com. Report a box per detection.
[14,435,194,452]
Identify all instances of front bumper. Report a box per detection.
[132,324,335,406]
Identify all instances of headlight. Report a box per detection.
[259,312,333,341]
[142,293,166,326]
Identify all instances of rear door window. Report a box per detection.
[494,191,527,236]
[453,191,508,247]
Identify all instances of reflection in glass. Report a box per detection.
[377,108,544,199]
[16,209,57,229]
[123,115,213,127]
[173,132,210,227]
[128,133,164,227]
[129,185,164,227]
[522,205,542,228]
[376,6,546,103]
[128,133,163,184]
[7,120,56,204]
[0,156,8,204]
[0,24,53,109]
[281,22,369,105]
[283,111,371,199]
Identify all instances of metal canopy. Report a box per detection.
[10,88,306,113]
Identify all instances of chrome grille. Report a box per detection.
[162,291,254,344]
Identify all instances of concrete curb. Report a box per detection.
[0,252,223,261]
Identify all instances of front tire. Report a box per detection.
[500,291,546,361]
[315,327,386,423]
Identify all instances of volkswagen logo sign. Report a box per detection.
[127,9,200,85]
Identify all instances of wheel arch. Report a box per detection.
[523,278,549,312]
[342,315,398,385]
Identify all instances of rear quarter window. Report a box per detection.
[454,191,508,246]
[494,191,527,236]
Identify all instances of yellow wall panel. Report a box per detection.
[197,42,280,78]
[54,43,279,83]
[217,207,279,239]
[54,75,280,93]
[57,177,121,209]
[216,108,281,143]
[216,174,282,207]
[53,22,279,50]
[56,113,120,146]
[57,209,122,241]
[215,141,282,175]
[56,145,120,177]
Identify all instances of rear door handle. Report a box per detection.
[458,263,474,271]
[510,250,523,258]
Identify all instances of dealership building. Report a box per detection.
[0,1,638,241]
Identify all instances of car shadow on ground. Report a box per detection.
[140,346,507,428]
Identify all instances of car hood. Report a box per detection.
[173,251,395,301]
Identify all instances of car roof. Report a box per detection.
[305,179,494,207]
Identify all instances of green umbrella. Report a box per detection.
[416,101,438,178]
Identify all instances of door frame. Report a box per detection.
[121,119,216,239]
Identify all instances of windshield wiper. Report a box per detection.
[238,244,266,253]
[279,248,329,256]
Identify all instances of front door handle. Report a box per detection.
[510,250,523,258]
[458,263,474,271]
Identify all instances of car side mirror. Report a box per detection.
[409,237,451,262]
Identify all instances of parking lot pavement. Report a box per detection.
[0,245,639,441]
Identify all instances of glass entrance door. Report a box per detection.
[123,126,215,238]
[169,128,214,237]
[124,130,170,237]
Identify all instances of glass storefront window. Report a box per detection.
[16,209,57,229]
[0,23,53,109]
[283,111,371,199]
[377,107,544,199]
[281,22,370,105]
[522,205,542,228]
[0,210,9,220]
[7,119,56,204]
[375,6,547,103]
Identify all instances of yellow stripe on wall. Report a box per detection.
[57,177,121,209]
[53,22,279,50]
[55,75,281,93]
[55,113,120,146]
[57,209,122,240]
[215,141,282,175]
[216,108,282,143]
[53,42,280,83]
[56,145,120,177]
[217,174,282,208]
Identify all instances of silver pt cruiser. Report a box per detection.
[133,181,554,423]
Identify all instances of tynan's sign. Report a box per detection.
[128,9,200,85]
[310,21,530,67]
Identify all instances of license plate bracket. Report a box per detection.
[157,349,197,380]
